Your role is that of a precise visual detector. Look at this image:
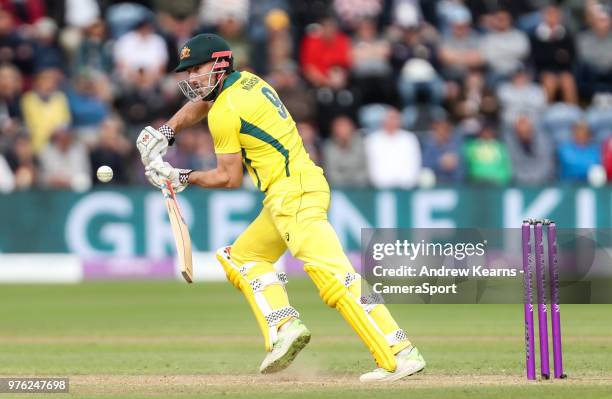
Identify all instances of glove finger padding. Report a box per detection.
[147,161,174,178]
[145,168,165,189]
[137,126,168,166]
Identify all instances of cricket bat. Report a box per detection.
[161,180,193,283]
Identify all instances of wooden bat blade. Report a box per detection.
[163,182,193,284]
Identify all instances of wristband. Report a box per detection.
[178,169,193,185]
[159,124,176,146]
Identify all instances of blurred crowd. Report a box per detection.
[1,0,612,192]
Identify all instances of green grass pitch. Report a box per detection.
[0,280,611,398]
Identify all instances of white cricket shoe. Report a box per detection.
[359,346,426,382]
[259,319,311,374]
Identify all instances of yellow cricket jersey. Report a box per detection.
[207,70,319,192]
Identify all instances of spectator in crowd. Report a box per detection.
[438,5,483,81]
[297,120,321,165]
[264,8,292,74]
[449,67,498,128]
[480,8,530,83]
[300,15,351,88]
[74,19,114,75]
[465,0,535,32]
[333,0,383,31]
[300,15,354,133]
[0,0,45,26]
[365,107,421,188]
[267,61,316,123]
[437,0,466,31]
[39,126,91,191]
[44,0,100,61]
[0,64,23,123]
[4,134,37,190]
[0,9,35,77]
[90,117,131,185]
[156,5,198,72]
[497,64,546,126]
[217,15,252,70]
[576,5,612,98]
[350,17,394,104]
[199,0,250,29]
[154,0,199,24]
[115,67,171,136]
[2,1,612,191]
[54,0,100,30]
[505,115,554,185]
[113,15,168,85]
[463,122,512,185]
[66,71,110,141]
[198,1,251,73]
[0,152,15,193]
[390,18,442,105]
[249,3,291,74]
[398,58,444,107]
[392,0,423,30]
[20,67,71,153]
[530,4,577,104]
[322,115,368,188]
[491,0,536,23]
[557,121,601,181]
[32,17,64,71]
[422,116,464,183]
[104,3,153,39]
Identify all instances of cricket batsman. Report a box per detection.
[136,33,425,382]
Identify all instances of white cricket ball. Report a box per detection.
[96,165,113,183]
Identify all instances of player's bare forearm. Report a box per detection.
[188,152,243,189]
[188,169,241,189]
[166,100,212,133]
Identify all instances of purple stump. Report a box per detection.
[534,222,551,379]
[522,221,536,380]
[546,222,567,379]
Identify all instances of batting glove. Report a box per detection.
[146,161,192,193]
[136,125,175,166]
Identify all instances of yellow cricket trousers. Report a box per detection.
[222,168,410,370]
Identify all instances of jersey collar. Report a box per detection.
[221,71,241,92]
